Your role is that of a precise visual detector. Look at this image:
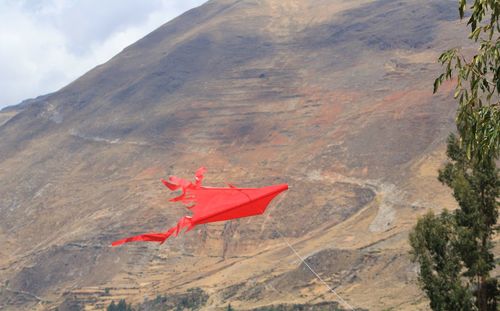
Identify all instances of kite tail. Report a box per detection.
[111,232,173,246]
[111,216,194,246]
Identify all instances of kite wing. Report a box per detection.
[112,168,287,246]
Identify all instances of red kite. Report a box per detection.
[112,167,288,246]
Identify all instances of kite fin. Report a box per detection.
[161,178,180,191]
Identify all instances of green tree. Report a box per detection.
[410,134,498,310]
[438,135,498,310]
[107,299,134,311]
[409,210,475,310]
[411,1,499,309]
[434,0,499,162]
[107,301,116,311]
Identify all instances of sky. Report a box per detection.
[0,0,207,109]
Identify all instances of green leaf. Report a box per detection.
[459,0,466,19]
[434,74,444,93]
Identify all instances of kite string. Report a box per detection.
[233,3,355,309]
[272,227,355,311]
[266,194,355,311]
[231,177,355,310]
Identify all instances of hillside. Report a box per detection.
[0,0,471,310]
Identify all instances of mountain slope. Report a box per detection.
[0,0,471,310]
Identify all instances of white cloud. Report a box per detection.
[0,0,207,109]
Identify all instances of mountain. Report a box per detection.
[0,0,472,310]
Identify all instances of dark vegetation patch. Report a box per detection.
[250,301,367,311]
[100,292,365,311]
[58,296,84,311]
[134,288,208,311]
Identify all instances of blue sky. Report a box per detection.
[0,0,207,109]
